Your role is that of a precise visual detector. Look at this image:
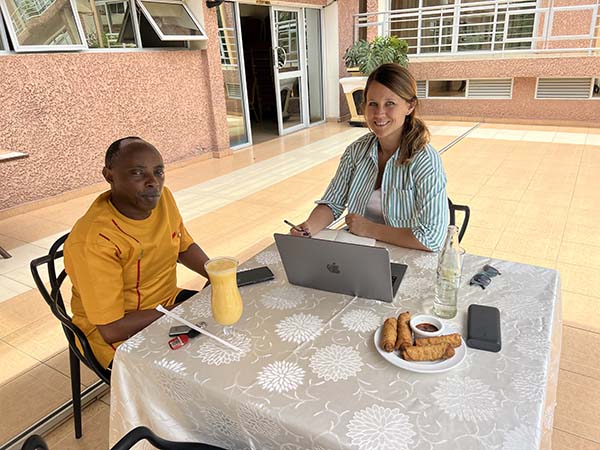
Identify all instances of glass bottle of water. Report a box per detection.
[433,225,462,319]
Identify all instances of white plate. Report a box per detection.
[374,326,467,374]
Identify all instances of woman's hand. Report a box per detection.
[289,221,312,237]
[345,214,374,237]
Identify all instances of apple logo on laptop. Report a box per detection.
[327,262,340,274]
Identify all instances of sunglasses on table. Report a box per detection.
[469,264,501,289]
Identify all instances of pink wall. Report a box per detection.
[338,0,359,118]
[0,5,230,212]
[410,56,600,123]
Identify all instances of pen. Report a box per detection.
[284,219,304,233]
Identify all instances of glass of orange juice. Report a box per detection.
[204,257,243,335]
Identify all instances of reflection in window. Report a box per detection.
[275,10,299,72]
[428,80,466,97]
[594,78,600,98]
[0,0,85,50]
[217,2,249,148]
[75,0,136,47]
[138,0,205,39]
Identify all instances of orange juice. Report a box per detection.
[205,257,243,326]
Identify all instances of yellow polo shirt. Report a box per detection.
[64,187,194,368]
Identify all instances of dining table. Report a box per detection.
[109,241,561,450]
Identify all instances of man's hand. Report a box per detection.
[345,214,374,237]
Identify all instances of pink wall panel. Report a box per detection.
[0,50,224,211]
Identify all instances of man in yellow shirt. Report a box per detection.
[64,137,210,368]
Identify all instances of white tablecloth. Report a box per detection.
[109,244,561,450]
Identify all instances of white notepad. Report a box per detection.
[313,229,375,247]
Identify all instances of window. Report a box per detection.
[428,80,466,97]
[76,0,136,48]
[0,0,86,51]
[536,78,594,99]
[593,78,600,99]
[137,0,206,41]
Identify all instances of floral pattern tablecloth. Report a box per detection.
[109,243,561,450]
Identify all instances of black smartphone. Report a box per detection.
[236,266,275,287]
[467,304,501,352]
[168,325,200,338]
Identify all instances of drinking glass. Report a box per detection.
[204,257,243,335]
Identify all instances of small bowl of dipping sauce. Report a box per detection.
[409,314,444,338]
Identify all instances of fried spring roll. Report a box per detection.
[381,318,397,352]
[415,333,462,348]
[402,343,455,361]
[395,311,412,350]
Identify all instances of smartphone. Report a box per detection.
[236,266,275,287]
[168,325,200,338]
[467,304,501,352]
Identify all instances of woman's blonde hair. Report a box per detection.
[364,63,430,165]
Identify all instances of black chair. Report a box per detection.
[448,198,470,243]
[21,426,225,450]
[30,233,111,439]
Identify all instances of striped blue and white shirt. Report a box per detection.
[318,132,449,251]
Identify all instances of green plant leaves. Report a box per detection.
[344,36,409,75]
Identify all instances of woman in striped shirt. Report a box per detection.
[291,64,449,251]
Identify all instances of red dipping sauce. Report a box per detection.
[416,323,439,332]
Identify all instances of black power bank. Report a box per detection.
[467,304,501,352]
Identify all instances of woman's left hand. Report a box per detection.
[345,214,374,237]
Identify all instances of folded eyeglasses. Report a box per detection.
[469,264,501,289]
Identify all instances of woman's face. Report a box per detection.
[365,81,414,148]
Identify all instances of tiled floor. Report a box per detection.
[1,120,600,449]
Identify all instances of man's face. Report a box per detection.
[103,140,165,220]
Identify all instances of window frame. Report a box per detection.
[135,0,207,42]
[0,0,88,52]
[0,9,9,51]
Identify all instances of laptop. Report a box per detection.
[274,233,407,303]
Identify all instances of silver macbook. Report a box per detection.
[274,233,407,303]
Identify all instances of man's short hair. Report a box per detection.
[105,136,143,168]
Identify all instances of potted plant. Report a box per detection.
[340,36,409,125]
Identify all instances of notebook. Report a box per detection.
[273,233,408,303]
[313,229,376,247]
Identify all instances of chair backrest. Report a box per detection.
[30,233,111,385]
[448,198,470,243]
[22,427,225,450]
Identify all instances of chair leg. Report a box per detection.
[69,348,83,438]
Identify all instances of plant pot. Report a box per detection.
[339,76,368,126]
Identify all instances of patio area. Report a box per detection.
[1,120,599,449]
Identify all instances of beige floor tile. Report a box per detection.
[560,325,600,380]
[495,230,561,261]
[571,195,600,211]
[0,340,40,384]
[44,349,101,388]
[460,225,503,251]
[563,222,600,247]
[491,250,556,269]
[3,313,66,361]
[557,263,600,298]
[0,214,70,243]
[0,234,28,252]
[552,429,600,450]
[43,399,110,449]
[554,369,600,443]
[0,363,71,443]
[505,214,567,238]
[562,291,600,334]
[558,242,600,270]
[0,289,49,338]
[520,190,573,208]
